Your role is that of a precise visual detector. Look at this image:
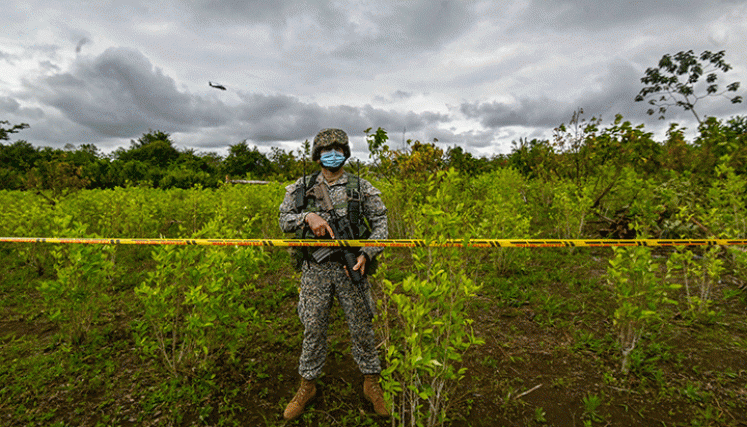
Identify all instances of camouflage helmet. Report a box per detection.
[311,128,351,161]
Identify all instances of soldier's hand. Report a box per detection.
[353,254,366,275]
[305,213,335,238]
[344,254,367,279]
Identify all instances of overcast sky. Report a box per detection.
[2,0,747,159]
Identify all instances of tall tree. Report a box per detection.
[115,131,180,168]
[222,141,273,178]
[635,50,742,124]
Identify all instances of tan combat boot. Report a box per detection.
[363,374,390,417]
[283,378,317,420]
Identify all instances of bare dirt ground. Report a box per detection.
[2,247,747,426]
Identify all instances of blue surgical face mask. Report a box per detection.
[320,150,346,168]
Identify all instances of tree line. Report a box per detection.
[2,114,747,193]
[0,127,303,194]
[0,123,511,194]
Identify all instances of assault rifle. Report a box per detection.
[307,183,363,282]
[307,182,373,316]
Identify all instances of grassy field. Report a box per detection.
[1,180,746,426]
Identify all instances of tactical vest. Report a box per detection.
[291,171,373,271]
[294,171,369,238]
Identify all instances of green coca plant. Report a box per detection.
[37,215,115,344]
[378,169,484,427]
[134,216,266,376]
[605,246,678,374]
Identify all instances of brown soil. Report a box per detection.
[2,252,747,427]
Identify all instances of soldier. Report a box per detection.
[278,128,390,420]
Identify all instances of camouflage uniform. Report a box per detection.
[279,171,388,380]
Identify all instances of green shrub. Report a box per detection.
[605,246,678,373]
[37,216,115,344]
[134,217,267,376]
[379,169,484,427]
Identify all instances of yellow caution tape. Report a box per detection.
[2,237,747,248]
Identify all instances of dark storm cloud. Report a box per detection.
[234,92,327,142]
[20,46,450,148]
[401,109,450,130]
[232,92,449,144]
[0,96,21,113]
[0,96,45,119]
[460,97,571,129]
[27,47,228,138]
[461,61,648,129]
[576,61,647,121]
[20,114,104,147]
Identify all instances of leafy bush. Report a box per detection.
[379,170,484,426]
[37,216,115,344]
[0,191,57,275]
[605,246,678,373]
[666,246,724,322]
[134,217,267,376]
[469,168,532,273]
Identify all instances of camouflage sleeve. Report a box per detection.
[279,178,306,233]
[360,179,388,260]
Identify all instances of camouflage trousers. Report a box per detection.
[297,260,381,380]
